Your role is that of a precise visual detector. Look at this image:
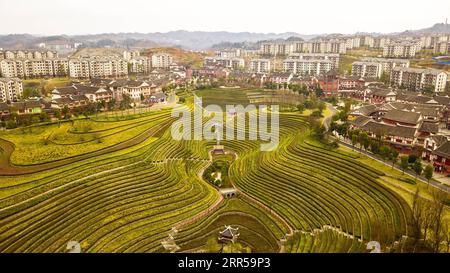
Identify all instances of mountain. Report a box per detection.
[0,31,316,51]
[1,23,449,51]
[411,23,450,34]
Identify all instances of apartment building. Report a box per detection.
[360,36,375,48]
[69,57,128,78]
[434,41,450,54]
[129,56,152,74]
[249,59,271,73]
[0,50,57,60]
[151,53,173,69]
[382,41,418,58]
[0,56,128,79]
[288,53,340,69]
[351,62,383,78]
[204,56,245,69]
[373,37,391,48]
[261,40,347,56]
[123,50,140,60]
[260,42,295,56]
[295,40,347,54]
[390,67,447,92]
[359,57,410,75]
[283,59,332,75]
[0,78,23,102]
[217,49,242,58]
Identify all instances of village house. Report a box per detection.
[10,100,43,115]
[370,88,397,103]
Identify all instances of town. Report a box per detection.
[0,0,450,259]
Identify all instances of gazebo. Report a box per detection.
[218,225,240,243]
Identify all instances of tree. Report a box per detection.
[379,146,390,161]
[351,134,358,148]
[400,156,409,174]
[412,160,423,181]
[411,189,425,252]
[408,154,417,164]
[297,104,304,114]
[430,190,446,252]
[390,149,399,169]
[54,109,62,120]
[424,165,433,187]
[317,102,326,115]
[358,132,369,151]
[5,120,17,129]
[62,106,70,119]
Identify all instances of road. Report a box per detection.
[323,104,337,131]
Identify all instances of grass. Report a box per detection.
[142,47,212,69]
[23,77,73,95]
[338,145,450,222]
[0,109,173,165]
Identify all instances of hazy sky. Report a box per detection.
[0,0,449,35]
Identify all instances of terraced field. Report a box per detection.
[0,88,414,252]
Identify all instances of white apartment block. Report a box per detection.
[217,49,242,58]
[151,53,173,69]
[360,36,375,48]
[360,57,410,75]
[0,78,23,102]
[383,41,418,58]
[69,57,128,78]
[390,67,447,93]
[434,41,450,54]
[373,37,391,48]
[261,40,347,55]
[204,56,245,69]
[68,59,91,78]
[260,42,295,55]
[249,59,271,73]
[0,56,128,79]
[283,59,332,75]
[0,50,57,60]
[295,40,347,54]
[129,57,152,74]
[351,62,383,78]
[123,50,140,60]
[288,53,340,69]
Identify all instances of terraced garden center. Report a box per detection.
[0,87,439,253]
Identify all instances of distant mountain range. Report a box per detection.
[0,23,449,51]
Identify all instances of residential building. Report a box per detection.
[360,57,410,75]
[123,50,140,60]
[116,80,151,101]
[0,78,23,102]
[129,56,152,74]
[249,59,271,73]
[217,49,242,58]
[351,61,383,78]
[283,59,332,75]
[288,53,339,69]
[151,53,173,69]
[260,42,295,56]
[0,50,57,60]
[382,41,418,58]
[204,56,245,69]
[434,41,450,54]
[390,67,447,92]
